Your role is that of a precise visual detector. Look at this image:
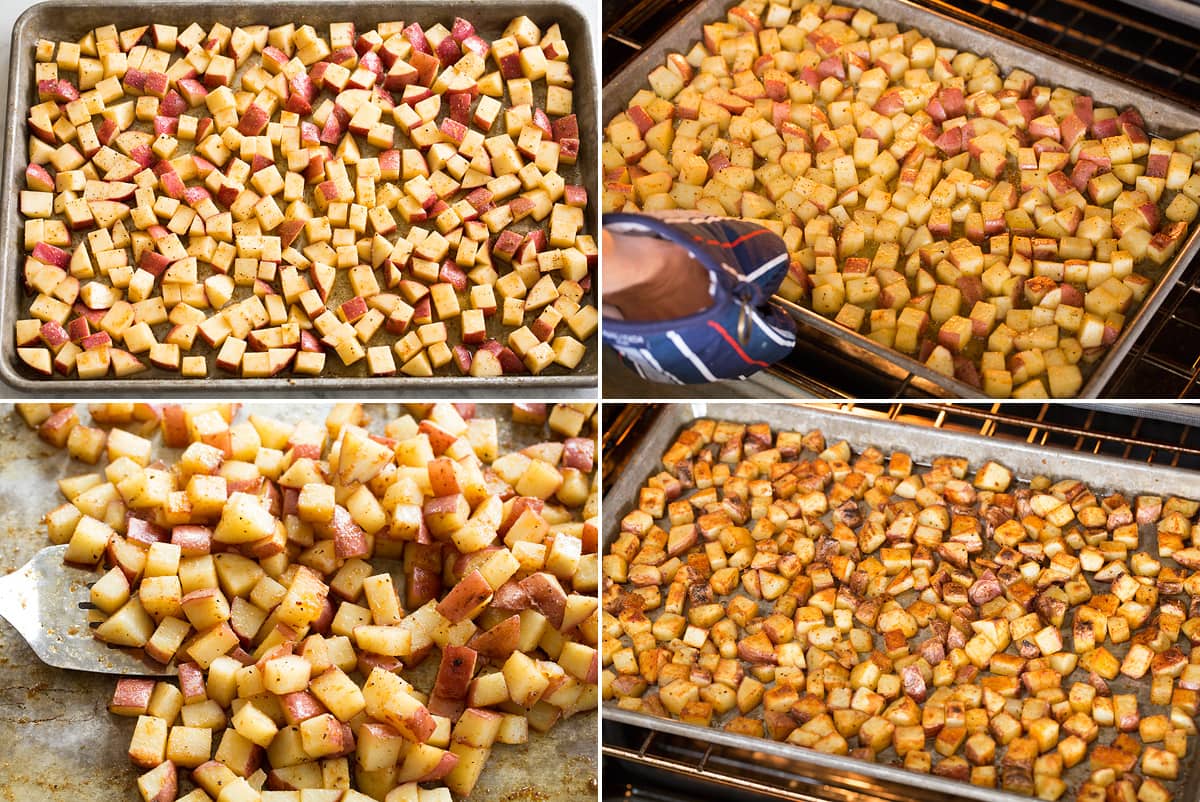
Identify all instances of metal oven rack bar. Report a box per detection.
[602,0,1200,400]
[601,401,1200,800]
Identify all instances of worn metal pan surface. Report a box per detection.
[603,0,1200,399]
[0,403,597,801]
[0,1,598,398]
[602,402,1200,802]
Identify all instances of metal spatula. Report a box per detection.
[0,545,174,676]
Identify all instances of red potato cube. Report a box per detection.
[452,344,473,374]
[436,569,493,622]
[136,761,177,802]
[433,645,478,701]
[937,316,975,353]
[110,678,156,716]
[519,572,567,628]
[25,164,55,191]
[461,309,487,344]
[363,668,437,743]
[468,613,521,660]
[39,320,70,351]
[236,104,269,136]
[338,296,369,324]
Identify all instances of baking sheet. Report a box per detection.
[0,403,597,802]
[1110,0,1200,31]
[0,1,599,398]
[602,0,1200,399]
[602,402,1200,802]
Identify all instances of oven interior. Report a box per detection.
[602,0,1200,399]
[601,400,1200,800]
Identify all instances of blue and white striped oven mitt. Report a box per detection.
[602,213,798,384]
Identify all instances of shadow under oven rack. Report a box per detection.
[602,0,1200,399]
[601,401,1200,801]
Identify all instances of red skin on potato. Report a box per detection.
[562,437,595,472]
[452,344,473,374]
[110,678,156,715]
[436,569,492,623]
[552,114,579,141]
[176,662,207,703]
[327,505,369,559]
[451,17,475,42]
[439,262,468,292]
[39,321,70,350]
[33,242,70,268]
[140,761,177,802]
[81,332,113,351]
[66,317,91,343]
[359,50,384,79]
[416,751,459,782]
[411,296,433,326]
[410,51,440,87]
[159,404,190,448]
[462,35,490,60]
[403,22,430,54]
[126,516,169,546]
[280,689,328,725]
[448,92,472,125]
[436,35,462,66]
[467,613,521,659]
[433,644,478,700]
[489,579,531,611]
[74,305,106,327]
[339,296,369,323]
[519,571,568,629]
[358,652,404,675]
[39,78,79,102]
[498,496,544,536]
[407,565,442,609]
[498,51,522,80]
[532,108,554,140]
[25,163,54,191]
[417,420,458,456]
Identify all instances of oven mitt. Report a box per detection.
[603,212,798,384]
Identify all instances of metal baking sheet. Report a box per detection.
[603,0,1200,399]
[1079,401,1200,428]
[1110,0,1200,32]
[602,402,1200,802]
[0,1,599,398]
[0,403,597,801]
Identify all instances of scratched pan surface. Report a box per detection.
[0,403,597,802]
[0,1,598,398]
[602,403,1200,802]
[603,0,1200,400]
